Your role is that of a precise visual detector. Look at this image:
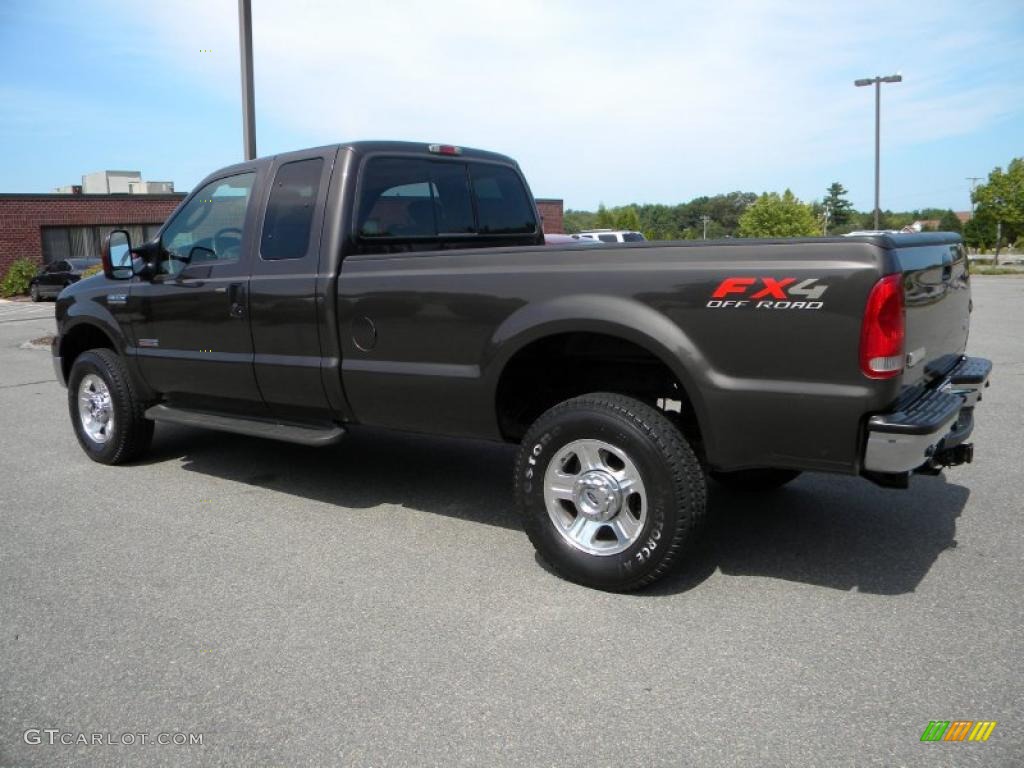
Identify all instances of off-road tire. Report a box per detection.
[68,349,154,465]
[515,392,706,591]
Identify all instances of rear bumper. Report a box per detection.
[863,355,991,474]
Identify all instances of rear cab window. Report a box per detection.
[355,155,537,253]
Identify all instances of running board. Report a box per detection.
[145,404,345,447]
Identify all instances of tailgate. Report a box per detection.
[893,237,971,387]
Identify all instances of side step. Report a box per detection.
[145,404,345,447]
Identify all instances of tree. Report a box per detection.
[823,182,854,232]
[972,158,1024,262]
[595,203,616,229]
[937,210,962,234]
[737,190,819,238]
[613,205,641,231]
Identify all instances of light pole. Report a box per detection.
[701,215,710,240]
[854,73,901,230]
[238,0,257,160]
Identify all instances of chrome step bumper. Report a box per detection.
[863,355,991,474]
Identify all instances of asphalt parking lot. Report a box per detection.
[1,278,1021,767]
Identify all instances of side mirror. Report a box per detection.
[102,230,133,280]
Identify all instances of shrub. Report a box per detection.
[81,264,104,279]
[0,258,40,298]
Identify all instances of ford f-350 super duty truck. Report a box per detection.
[52,141,991,591]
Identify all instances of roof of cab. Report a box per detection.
[342,140,518,165]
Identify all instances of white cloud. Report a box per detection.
[108,0,1024,207]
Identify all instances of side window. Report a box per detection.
[469,163,537,235]
[260,158,324,260]
[160,172,255,273]
[357,158,474,240]
[598,234,618,243]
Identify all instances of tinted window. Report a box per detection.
[622,232,646,242]
[358,158,474,238]
[470,163,536,234]
[598,234,617,243]
[161,173,255,272]
[261,158,324,260]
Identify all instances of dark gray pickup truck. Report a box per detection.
[52,141,992,590]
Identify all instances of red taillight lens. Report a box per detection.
[860,273,905,379]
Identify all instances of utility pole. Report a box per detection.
[238,0,257,160]
[821,203,831,236]
[854,73,902,230]
[701,215,710,240]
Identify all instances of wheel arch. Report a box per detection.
[487,295,713,451]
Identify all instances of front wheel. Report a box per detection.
[515,393,706,591]
[30,284,41,302]
[68,349,153,464]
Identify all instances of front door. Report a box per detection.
[129,170,267,415]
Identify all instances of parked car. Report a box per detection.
[576,229,646,243]
[29,258,101,301]
[543,233,602,246]
[52,140,991,592]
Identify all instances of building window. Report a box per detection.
[40,224,163,263]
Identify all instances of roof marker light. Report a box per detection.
[428,144,462,156]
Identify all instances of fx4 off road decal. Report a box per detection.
[707,277,829,310]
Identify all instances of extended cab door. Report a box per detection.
[129,169,266,415]
[248,147,337,422]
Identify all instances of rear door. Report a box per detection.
[248,146,337,422]
[895,237,971,387]
[130,170,266,415]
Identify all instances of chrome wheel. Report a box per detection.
[543,438,647,556]
[78,374,115,444]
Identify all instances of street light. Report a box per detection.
[854,73,902,230]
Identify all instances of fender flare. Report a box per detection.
[483,294,714,450]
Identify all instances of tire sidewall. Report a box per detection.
[68,352,127,463]
[517,405,685,590]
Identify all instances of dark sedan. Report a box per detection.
[29,258,101,301]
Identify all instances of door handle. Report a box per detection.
[228,283,246,318]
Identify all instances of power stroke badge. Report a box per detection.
[706,277,829,310]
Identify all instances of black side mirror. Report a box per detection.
[102,230,133,280]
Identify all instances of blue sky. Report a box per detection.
[1,0,1021,213]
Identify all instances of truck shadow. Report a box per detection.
[148,424,968,596]
[647,473,969,596]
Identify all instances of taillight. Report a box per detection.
[860,273,905,379]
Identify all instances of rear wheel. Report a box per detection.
[68,349,153,464]
[515,393,706,591]
[709,468,801,491]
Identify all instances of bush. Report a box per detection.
[81,264,104,279]
[0,258,40,298]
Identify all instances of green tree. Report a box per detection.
[595,203,616,229]
[823,182,854,232]
[937,210,962,233]
[613,205,641,231]
[737,190,819,238]
[972,158,1024,261]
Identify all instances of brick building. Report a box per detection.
[0,193,185,273]
[1,192,565,275]
[535,198,564,234]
